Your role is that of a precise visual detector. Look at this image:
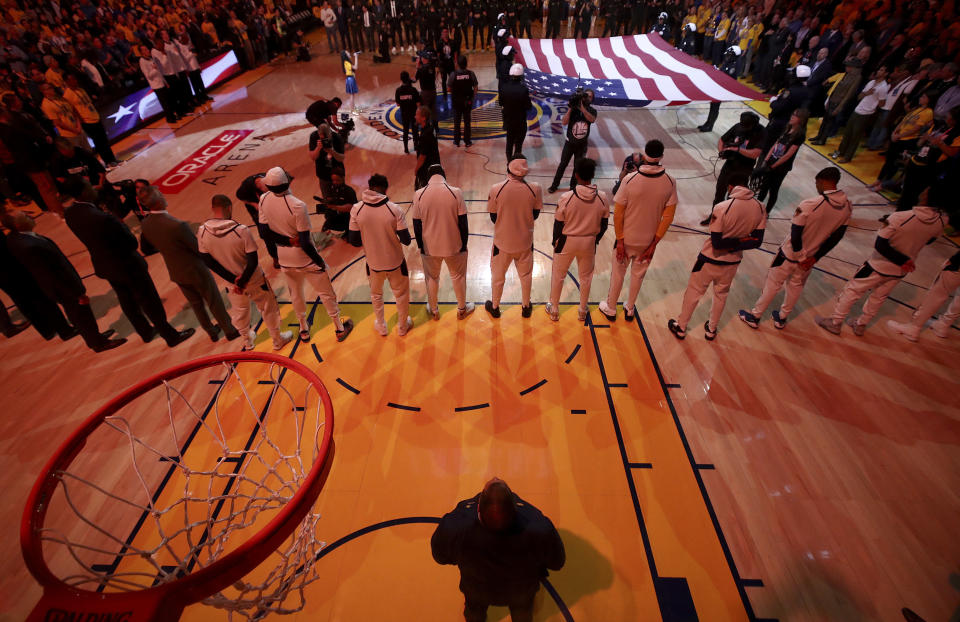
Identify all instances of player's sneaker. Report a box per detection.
[737,310,759,329]
[428,306,440,321]
[545,303,559,321]
[667,319,685,340]
[298,327,311,342]
[771,309,787,329]
[484,300,501,318]
[623,305,636,321]
[598,300,617,322]
[578,307,589,322]
[816,316,842,335]
[398,316,414,336]
[845,316,866,336]
[272,330,294,350]
[373,319,388,336]
[704,321,718,341]
[241,329,257,351]
[521,304,532,318]
[336,318,354,341]
[457,302,475,319]
[886,320,919,342]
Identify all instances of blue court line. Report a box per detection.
[665,383,682,389]
[740,578,765,588]
[455,403,490,412]
[387,401,421,412]
[336,377,360,394]
[608,383,628,388]
[695,464,716,471]
[570,409,587,414]
[519,378,548,396]
[633,314,769,622]
[628,462,653,469]
[311,343,323,364]
[564,344,581,363]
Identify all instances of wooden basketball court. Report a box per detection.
[2,43,958,622]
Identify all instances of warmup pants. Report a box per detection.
[830,262,901,326]
[549,236,596,312]
[422,252,468,310]
[490,246,533,307]
[227,271,285,347]
[282,264,341,329]
[605,242,653,311]
[677,256,740,331]
[909,268,960,330]
[367,261,410,325]
[176,272,234,336]
[749,252,813,319]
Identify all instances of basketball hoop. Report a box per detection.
[21,352,335,621]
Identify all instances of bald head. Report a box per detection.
[3,210,35,232]
[478,477,517,531]
[137,185,168,212]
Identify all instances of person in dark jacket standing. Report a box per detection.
[415,105,441,189]
[138,185,240,343]
[395,71,421,153]
[62,177,194,347]
[448,55,478,148]
[500,63,532,161]
[3,210,127,352]
[0,228,75,341]
[431,478,566,622]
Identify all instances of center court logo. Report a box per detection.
[365,90,565,142]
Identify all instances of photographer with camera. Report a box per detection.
[415,49,439,131]
[308,120,346,208]
[321,168,358,235]
[698,110,765,226]
[548,88,598,194]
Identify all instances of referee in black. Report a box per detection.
[415,105,441,189]
[500,63,532,161]
[448,55,478,148]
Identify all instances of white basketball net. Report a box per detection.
[36,360,328,620]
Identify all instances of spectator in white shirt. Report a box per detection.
[833,65,889,163]
[866,64,918,150]
[933,73,960,123]
[320,2,339,53]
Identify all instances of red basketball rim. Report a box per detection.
[20,352,335,622]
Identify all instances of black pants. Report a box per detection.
[154,85,178,122]
[421,89,438,130]
[453,105,471,145]
[713,161,752,206]
[897,162,933,211]
[440,69,450,99]
[757,166,789,213]
[702,101,720,130]
[403,22,418,47]
[517,21,532,38]
[463,593,534,622]
[505,120,527,160]
[546,18,562,38]
[877,139,917,181]
[176,272,235,336]
[400,107,419,152]
[188,68,208,100]
[59,297,105,349]
[0,277,70,339]
[551,139,587,190]
[81,121,116,166]
[109,269,180,343]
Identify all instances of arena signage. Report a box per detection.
[155,130,254,193]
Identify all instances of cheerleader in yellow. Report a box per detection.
[341,50,360,114]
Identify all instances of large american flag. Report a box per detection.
[512,33,764,107]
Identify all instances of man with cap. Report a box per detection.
[699,111,765,226]
[650,11,670,37]
[138,185,240,343]
[887,249,959,341]
[496,45,516,97]
[348,173,415,336]
[3,209,127,353]
[61,177,194,348]
[546,158,609,322]
[415,105,442,190]
[599,140,678,322]
[448,55,479,148]
[697,45,741,133]
[738,167,851,330]
[486,156,543,319]
[257,166,354,343]
[431,477,566,622]
[412,164,474,321]
[500,63,533,161]
[668,171,766,341]
[763,64,812,151]
[198,194,294,352]
[548,89,598,194]
[817,187,945,337]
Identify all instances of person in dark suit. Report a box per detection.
[61,177,194,347]
[2,210,126,352]
[431,478,566,622]
[0,230,66,340]
[137,185,240,343]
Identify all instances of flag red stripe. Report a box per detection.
[573,38,607,83]
[526,38,553,74]
[620,34,704,101]
[550,38,578,78]
[596,37,665,101]
[643,32,760,99]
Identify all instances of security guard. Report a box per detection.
[395,70,421,154]
[448,55,478,147]
[500,63,533,161]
